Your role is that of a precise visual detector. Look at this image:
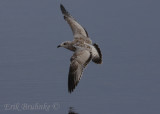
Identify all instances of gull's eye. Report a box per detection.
[64,43,67,45]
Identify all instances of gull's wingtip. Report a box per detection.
[60,4,70,17]
[60,4,63,10]
[68,86,74,93]
[60,4,66,14]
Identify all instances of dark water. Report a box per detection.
[0,0,160,114]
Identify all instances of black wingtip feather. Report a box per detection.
[68,72,79,93]
[60,4,65,14]
[68,63,78,93]
[60,4,70,16]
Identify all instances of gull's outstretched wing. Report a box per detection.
[68,49,92,93]
[60,4,91,43]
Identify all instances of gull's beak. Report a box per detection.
[57,45,61,48]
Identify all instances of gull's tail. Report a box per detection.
[92,43,102,64]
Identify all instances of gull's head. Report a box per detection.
[57,41,71,48]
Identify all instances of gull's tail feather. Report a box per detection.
[92,43,102,64]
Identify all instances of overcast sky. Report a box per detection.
[0,0,160,114]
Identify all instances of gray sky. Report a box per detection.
[0,0,160,114]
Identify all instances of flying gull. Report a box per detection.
[57,4,102,93]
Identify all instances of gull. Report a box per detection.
[57,4,102,93]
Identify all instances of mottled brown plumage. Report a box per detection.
[58,4,103,93]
